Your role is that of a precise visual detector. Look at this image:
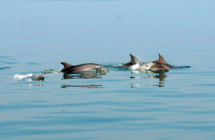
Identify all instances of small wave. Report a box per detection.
[172,65,191,69]
[0,56,10,58]
[106,64,129,71]
[27,62,41,65]
[41,69,60,74]
[0,67,11,70]
[108,64,123,67]
[108,63,191,70]
[0,60,19,64]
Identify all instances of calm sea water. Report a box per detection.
[1,1,215,140]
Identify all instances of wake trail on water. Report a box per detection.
[14,73,44,81]
[171,65,191,68]
[107,63,191,70]
[13,64,191,81]
[14,69,60,81]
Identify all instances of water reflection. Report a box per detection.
[130,70,169,88]
[62,72,107,80]
[61,84,104,88]
[130,83,165,88]
[29,84,44,87]
[61,71,107,88]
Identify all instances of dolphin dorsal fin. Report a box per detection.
[130,54,143,64]
[61,62,72,69]
[156,53,167,63]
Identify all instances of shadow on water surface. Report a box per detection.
[130,70,169,88]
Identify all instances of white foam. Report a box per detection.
[129,63,140,71]
[14,73,33,80]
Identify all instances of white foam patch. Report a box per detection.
[129,63,140,71]
[14,73,33,80]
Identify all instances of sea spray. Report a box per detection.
[129,63,140,71]
[14,73,33,80]
[14,74,44,81]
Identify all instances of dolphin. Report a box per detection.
[122,54,144,67]
[124,54,173,71]
[150,54,173,71]
[60,62,109,73]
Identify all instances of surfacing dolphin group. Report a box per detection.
[60,53,173,73]
[14,53,174,81]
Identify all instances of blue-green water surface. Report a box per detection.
[1,1,215,140]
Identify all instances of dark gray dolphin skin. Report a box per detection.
[61,62,109,73]
[122,54,144,67]
[123,53,173,71]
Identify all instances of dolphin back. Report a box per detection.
[130,54,143,65]
[151,54,173,71]
[61,62,73,72]
[61,62,108,73]
[155,54,168,63]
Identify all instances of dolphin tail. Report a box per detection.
[61,62,73,69]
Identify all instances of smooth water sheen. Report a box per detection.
[1,1,215,140]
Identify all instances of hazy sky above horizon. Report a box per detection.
[0,0,215,64]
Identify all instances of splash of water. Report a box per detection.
[14,74,44,81]
[129,63,140,71]
[14,73,33,80]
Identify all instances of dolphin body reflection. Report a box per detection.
[130,70,169,88]
[123,54,173,71]
[61,84,104,88]
[61,62,109,73]
[63,72,106,79]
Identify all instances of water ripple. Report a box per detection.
[0,67,11,70]
[0,60,19,64]
[0,101,160,111]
